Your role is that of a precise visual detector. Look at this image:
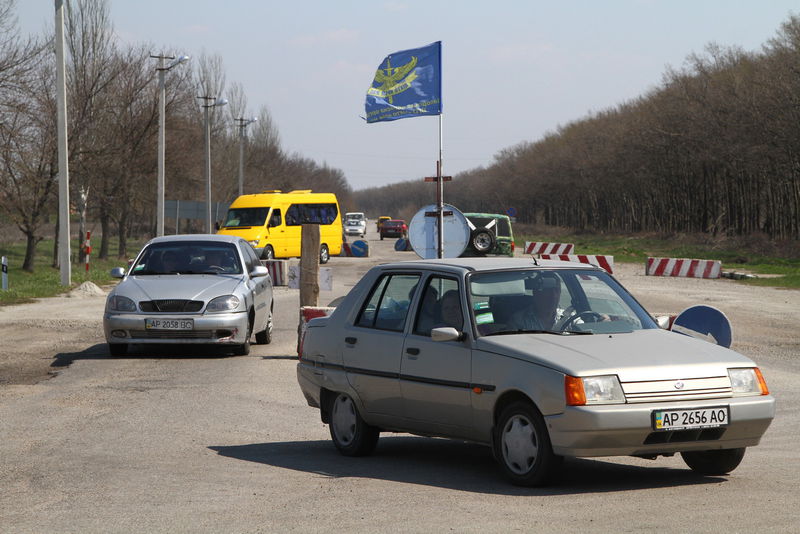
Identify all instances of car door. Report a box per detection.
[238,241,270,329]
[400,275,474,434]
[342,273,420,421]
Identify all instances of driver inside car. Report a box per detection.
[510,273,563,330]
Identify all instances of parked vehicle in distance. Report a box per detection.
[217,189,342,264]
[376,216,391,232]
[461,213,515,257]
[380,219,407,240]
[344,218,367,238]
[104,234,273,357]
[345,212,366,223]
[296,257,775,486]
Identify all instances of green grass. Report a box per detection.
[516,232,800,289]
[0,238,143,306]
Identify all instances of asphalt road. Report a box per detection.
[1,228,798,533]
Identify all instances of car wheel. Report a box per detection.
[109,343,127,357]
[494,401,562,486]
[319,244,330,264]
[255,308,273,345]
[261,245,275,260]
[681,447,746,475]
[470,228,495,254]
[329,392,379,456]
[234,316,252,355]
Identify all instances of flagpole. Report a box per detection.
[437,114,444,258]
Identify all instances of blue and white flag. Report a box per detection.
[365,41,441,123]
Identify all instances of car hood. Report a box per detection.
[113,274,245,304]
[474,328,754,381]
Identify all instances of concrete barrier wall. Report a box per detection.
[646,257,722,279]
[524,242,574,255]
[539,254,614,273]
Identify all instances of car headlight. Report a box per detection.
[206,295,240,312]
[106,295,137,312]
[565,375,625,405]
[729,367,769,396]
[248,240,260,248]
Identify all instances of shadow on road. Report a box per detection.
[52,343,238,368]
[209,436,724,495]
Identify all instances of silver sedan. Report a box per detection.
[296,258,775,486]
[104,234,273,356]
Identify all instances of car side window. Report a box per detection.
[414,277,460,335]
[356,274,420,331]
[268,209,282,228]
[238,242,256,272]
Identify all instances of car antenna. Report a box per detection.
[530,254,539,266]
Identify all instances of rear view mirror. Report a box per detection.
[110,267,126,279]
[431,327,462,342]
[250,265,269,278]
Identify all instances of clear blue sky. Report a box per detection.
[17,1,799,190]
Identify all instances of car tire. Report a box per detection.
[261,246,275,260]
[329,392,379,456]
[681,447,746,475]
[255,308,273,345]
[109,343,127,357]
[234,316,252,355]
[470,228,495,255]
[319,244,330,264]
[493,401,562,486]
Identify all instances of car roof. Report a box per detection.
[144,234,244,246]
[375,257,602,273]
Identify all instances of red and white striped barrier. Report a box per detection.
[298,305,335,355]
[524,242,574,255]
[646,257,722,279]
[539,254,614,273]
[261,259,288,286]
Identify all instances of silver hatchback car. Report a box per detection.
[297,258,775,486]
[104,234,273,356]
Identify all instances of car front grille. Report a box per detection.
[622,376,732,403]
[139,300,204,312]
[643,428,726,445]
[128,330,218,339]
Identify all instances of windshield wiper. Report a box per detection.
[484,329,593,336]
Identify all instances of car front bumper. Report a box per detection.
[103,311,250,345]
[546,395,775,457]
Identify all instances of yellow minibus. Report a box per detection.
[217,190,343,263]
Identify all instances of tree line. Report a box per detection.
[0,0,351,271]
[354,15,800,242]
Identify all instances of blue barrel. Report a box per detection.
[395,238,411,251]
[350,240,369,257]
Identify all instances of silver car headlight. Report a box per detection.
[565,375,625,405]
[729,367,769,396]
[206,295,240,312]
[106,295,137,312]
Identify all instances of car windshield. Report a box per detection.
[130,241,243,275]
[222,207,269,228]
[468,268,657,335]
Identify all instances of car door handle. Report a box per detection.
[345,337,357,345]
[406,347,420,355]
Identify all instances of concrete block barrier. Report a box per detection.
[539,254,614,274]
[646,257,721,279]
[524,242,574,255]
[260,259,288,286]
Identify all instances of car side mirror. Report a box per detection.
[110,267,126,279]
[250,265,269,278]
[431,327,462,342]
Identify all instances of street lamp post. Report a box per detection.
[234,117,257,197]
[198,95,228,233]
[151,53,189,237]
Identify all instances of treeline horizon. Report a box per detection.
[353,15,800,242]
[0,0,352,271]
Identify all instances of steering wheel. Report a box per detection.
[560,311,604,330]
